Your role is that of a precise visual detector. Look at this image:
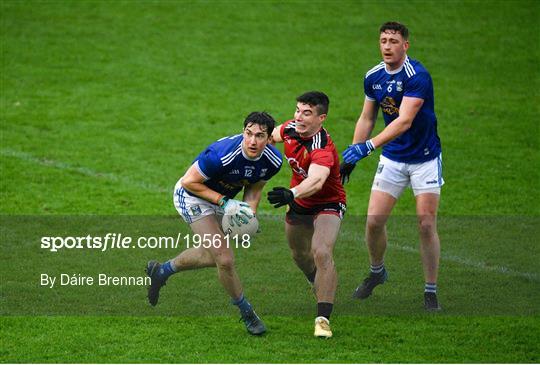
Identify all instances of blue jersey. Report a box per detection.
[364,56,441,163]
[192,134,282,199]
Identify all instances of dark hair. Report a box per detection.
[243,111,275,136]
[296,91,329,115]
[380,21,409,40]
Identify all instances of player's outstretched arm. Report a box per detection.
[181,164,224,205]
[293,163,331,199]
[268,163,331,209]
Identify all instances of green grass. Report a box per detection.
[2,316,538,363]
[1,0,539,363]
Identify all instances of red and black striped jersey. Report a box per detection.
[280,120,346,207]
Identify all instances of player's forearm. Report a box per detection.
[181,180,222,205]
[371,116,413,148]
[352,115,376,144]
[242,190,262,214]
[292,175,326,199]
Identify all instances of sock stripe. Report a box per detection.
[425,283,437,293]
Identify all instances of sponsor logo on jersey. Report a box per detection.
[372,84,382,90]
[230,169,240,175]
[286,157,308,178]
[380,97,399,116]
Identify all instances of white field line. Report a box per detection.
[1,148,168,193]
[3,150,538,282]
[388,242,539,282]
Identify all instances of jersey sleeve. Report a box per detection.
[310,148,334,169]
[263,165,281,182]
[261,147,283,182]
[195,148,223,180]
[364,75,376,100]
[404,71,432,100]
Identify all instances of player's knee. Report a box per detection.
[366,215,386,233]
[214,253,235,271]
[312,246,332,268]
[417,217,437,236]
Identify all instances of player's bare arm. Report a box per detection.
[352,98,379,144]
[343,96,424,165]
[291,163,330,199]
[180,164,223,205]
[270,124,284,144]
[242,180,267,213]
[371,96,424,148]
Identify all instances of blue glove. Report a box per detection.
[342,140,375,164]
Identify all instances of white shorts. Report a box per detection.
[173,179,223,224]
[372,154,444,199]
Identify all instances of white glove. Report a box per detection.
[220,198,254,225]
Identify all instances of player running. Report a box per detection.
[146,111,282,335]
[268,91,346,338]
[341,21,443,311]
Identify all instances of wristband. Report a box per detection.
[217,195,228,207]
[290,187,298,198]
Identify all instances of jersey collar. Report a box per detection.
[384,55,408,75]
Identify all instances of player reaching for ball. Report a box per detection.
[267,91,346,338]
[145,111,282,335]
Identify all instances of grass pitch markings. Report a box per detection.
[1,148,168,193]
[388,241,539,282]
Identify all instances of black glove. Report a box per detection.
[340,162,356,184]
[267,187,295,208]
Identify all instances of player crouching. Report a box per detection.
[146,111,282,335]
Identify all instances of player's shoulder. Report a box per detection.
[261,144,282,169]
[365,61,386,79]
[403,57,430,79]
[282,119,298,136]
[310,127,333,151]
[283,119,296,130]
[209,134,243,163]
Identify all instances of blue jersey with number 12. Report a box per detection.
[364,56,441,163]
[193,134,282,199]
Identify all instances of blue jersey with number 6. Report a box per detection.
[364,56,441,163]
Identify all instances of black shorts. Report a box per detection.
[285,200,346,226]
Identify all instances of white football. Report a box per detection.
[221,206,259,237]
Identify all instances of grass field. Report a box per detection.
[1,0,539,363]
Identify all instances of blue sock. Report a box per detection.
[157,260,177,280]
[425,282,437,293]
[232,294,252,313]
